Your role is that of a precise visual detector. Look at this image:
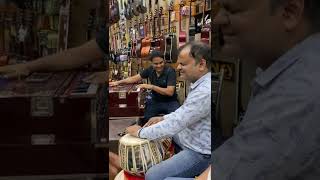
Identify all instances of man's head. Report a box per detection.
[149,51,165,73]
[215,0,319,69]
[176,41,211,83]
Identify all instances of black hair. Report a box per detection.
[149,50,164,61]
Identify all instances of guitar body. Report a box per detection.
[179,31,187,47]
[131,40,137,57]
[136,38,142,57]
[151,38,161,52]
[200,30,210,44]
[164,34,178,63]
[159,35,165,53]
[141,37,151,57]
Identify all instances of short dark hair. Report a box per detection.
[270,0,320,31]
[178,41,212,69]
[149,50,164,61]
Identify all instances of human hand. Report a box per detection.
[82,71,107,84]
[137,84,153,90]
[109,151,121,180]
[126,125,142,137]
[0,63,30,79]
[143,116,163,127]
[109,81,120,87]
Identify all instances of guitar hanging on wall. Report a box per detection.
[164,0,178,63]
[140,14,151,58]
[178,0,186,47]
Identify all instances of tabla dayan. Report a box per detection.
[119,134,171,177]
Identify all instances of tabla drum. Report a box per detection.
[119,134,171,177]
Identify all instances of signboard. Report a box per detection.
[212,61,235,81]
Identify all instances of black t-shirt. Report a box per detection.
[95,26,108,54]
[140,65,178,102]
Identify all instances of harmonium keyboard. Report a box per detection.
[0,71,107,177]
[109,84,145,118]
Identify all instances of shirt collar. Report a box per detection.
[190,72,211,90]
[255,33,320,87]
[152,65,168,77]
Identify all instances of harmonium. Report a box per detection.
[109,84,145,118]
[0,71,107,177]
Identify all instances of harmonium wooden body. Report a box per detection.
[0,71,107,177]
[108,84,145,118]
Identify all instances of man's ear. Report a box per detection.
[281,0,305,31]
[199,58,207,71]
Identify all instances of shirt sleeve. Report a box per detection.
[95,25,108,54]
[166,67,177,86]
[212,95,320,180]
[139,66,152,79]
[139,89,210,140]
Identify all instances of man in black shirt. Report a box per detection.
[0,23,108,83]
[109,51,180,125]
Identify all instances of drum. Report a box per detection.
[119,134,171,177]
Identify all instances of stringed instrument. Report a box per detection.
[131,0,140,16]
[57,0,70,52]
[188,0,196,42]
[140,14,151,58]
[158,6,165,53]
[136,18,144,57]
[178,0,187,47]
[137,0,147,14]
[150,2,161,52]
[164,0,178,63]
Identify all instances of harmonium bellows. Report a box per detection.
[0,71,107,176]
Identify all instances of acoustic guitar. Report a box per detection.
[136,19,144,57]
[164,1,178,63]
[131,0,140,16]
[178,1,187,47]
[141,15,151,58]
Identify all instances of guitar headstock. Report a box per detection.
[154,8,158,18]
[169,0,174,11]
[159,6,163,17]
[179,0,186,7]
[149,11,153,21]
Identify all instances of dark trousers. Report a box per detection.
[140,99,180,126]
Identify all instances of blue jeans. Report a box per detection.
[141,96,180,126]
[145,149,211,180]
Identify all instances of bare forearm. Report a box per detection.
[119,74,141,84]
[27,40,103,72]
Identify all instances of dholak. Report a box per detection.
[119,134,171,177]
